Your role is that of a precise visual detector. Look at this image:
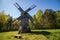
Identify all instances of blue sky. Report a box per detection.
[0,0,60,18]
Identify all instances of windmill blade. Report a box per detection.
[14,2,24,13]
[25,5,36,12]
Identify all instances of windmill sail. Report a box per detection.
[25,5,36,12]
[14,2,24,13]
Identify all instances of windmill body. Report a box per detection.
[14,3,36,34]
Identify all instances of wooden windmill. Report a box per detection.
[14,2,36,34]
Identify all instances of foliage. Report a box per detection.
[0,11,13,32]
[42,9,56,29]
[29,10,43,29]
[54,11,60,28]
[29,9,60,29]
[12,20,20,30]
[0,9,60,31]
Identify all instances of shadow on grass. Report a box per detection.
[30,31,51,36]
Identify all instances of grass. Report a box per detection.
[0,29,60,40]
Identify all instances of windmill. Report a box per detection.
[14,2,36,34]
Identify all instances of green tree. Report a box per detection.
[55,10,60,28]
[0,11,8,31]
[12,20,20,30]
[6,15,13,30]
[0,11,13,31]
[32,10,43,29]
[42,9,56,29]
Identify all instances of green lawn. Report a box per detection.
[0,29,60,40]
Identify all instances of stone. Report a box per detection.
[14,35,22,38]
